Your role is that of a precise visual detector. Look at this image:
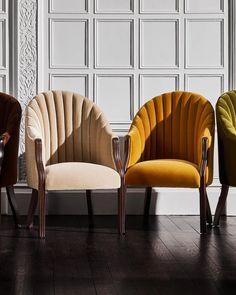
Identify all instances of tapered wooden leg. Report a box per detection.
[206,193,212,225]
[0,187,1,225]
[144,187,152,217]
[6,186,21,228]
[39,188,46,239]
[199,185,207,234]
[214,184,229,227]
[86,190,93,226]
[118,179,126,234]
[26,189,38,229]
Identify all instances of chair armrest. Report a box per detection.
[35,138,45,190]
[200,137,208,183]
[112,135,130,176]
[0,135,4,173]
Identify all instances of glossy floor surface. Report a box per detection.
[0,215,236,295]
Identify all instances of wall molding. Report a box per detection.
[17,0,37,180]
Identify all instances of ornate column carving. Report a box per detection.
[17,0,37,180]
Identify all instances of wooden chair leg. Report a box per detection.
[6,186,21,228]
[206,193,212,225]
[26,189,38,229]
[39,188,46,239]
[0,187,1,225]
[86,190,94,226]
[199,185,207,234]
[144,187,152,217]
[118,179,126,235]
[213,184,229,227]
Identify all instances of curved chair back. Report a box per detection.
[0,92,21,186]
[128,91,215,183]
[216,90,236,186]
[25,90,115,188]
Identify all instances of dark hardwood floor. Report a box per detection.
[0,215,236,295]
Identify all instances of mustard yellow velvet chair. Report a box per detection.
[123,91,215,233]
[25,90,122,238]
[214,90,236,226]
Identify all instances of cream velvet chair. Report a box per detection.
[25,90,122,238]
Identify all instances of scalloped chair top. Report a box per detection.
[26,90,114,167]
[128,91,215,169]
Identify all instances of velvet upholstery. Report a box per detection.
[0,92,21,186]
[216,90,236,186]
[125,91,215,188]
[25,90,119,190]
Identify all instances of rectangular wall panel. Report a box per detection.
[50,19,88,68]
[50,74,88,97]
[0,19,6,68]
[140,0,178,13]
[185,19,224,68]
[140,20,179,68]
[50,0,88,13]
[0,75,5,91]
[95,20,133,68]
[185,74,224,105]
[95,0,133,13]
[185,0,224,14]
[0,0,5,13]
[140,75,179,105]
[95,75,133,123]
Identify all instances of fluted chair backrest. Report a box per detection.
[128,91,215,181]
[0,92,21,186]
[216,90,236,185]
[26,90,114,168]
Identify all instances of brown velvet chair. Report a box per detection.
[0,92,22,227]
[25,90,122,238]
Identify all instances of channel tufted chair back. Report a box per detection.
[26,90,115,189]
[128,91,215,183]
[25,90,122,238]
[123,91,215,233]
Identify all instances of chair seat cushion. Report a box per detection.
[125,159,200,188]
[45,162,120,190]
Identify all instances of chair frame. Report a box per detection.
[213,184,229,226]
[123,135,212,234]
[0,136,21,228]
[27,137,126,239]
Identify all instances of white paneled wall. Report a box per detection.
[6,0,227,215]
[0,0,8,92]
[40,0,228,134]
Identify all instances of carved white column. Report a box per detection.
[17,0,37,180]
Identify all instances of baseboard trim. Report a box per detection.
[2,184,236,216]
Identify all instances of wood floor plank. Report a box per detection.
[1,215,236,295]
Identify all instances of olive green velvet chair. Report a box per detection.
[214,90,236,226]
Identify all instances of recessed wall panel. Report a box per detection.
[95,20,133,68]
[185,74,223,105]
[140,0,178,13]
[50,0,88,13]
[140,75,178,104]
[186,19,223,68]
[95,75,133,122]
[50,19,88,68]
[0,0,5,13]
[0,75,5,91]
[50,75,88,97]
[140,20,178,68]
[95,0,133,13]
[0,20,6,68]
[185,0,223,13]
